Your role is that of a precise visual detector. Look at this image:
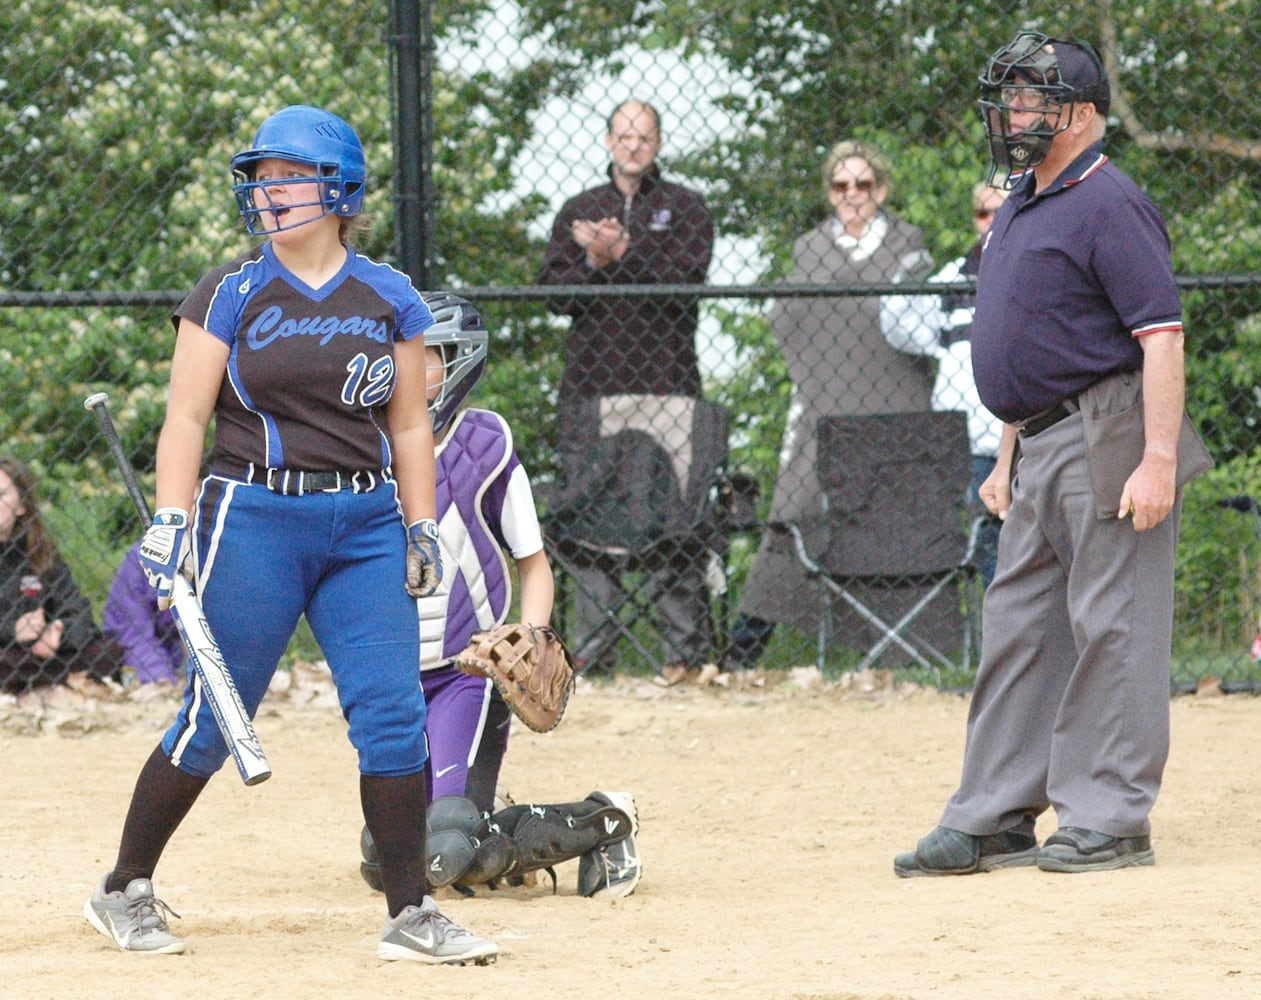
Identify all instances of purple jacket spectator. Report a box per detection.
[102,540,185,685]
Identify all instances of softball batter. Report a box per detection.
[84,105,496,965]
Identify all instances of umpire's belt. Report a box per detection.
[217,462,392,495]
[1017,397,1080,438]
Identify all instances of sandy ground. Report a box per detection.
[4,663,1261,1000]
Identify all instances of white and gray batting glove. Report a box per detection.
[138,507,190,611]
[405,518,442,598]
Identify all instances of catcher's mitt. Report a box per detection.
[454,624,576,733]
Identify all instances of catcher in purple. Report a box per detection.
[359,292,642,898]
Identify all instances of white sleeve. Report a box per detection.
[500,464,544,559]
[880,292,945,356]
[879,257,966,357]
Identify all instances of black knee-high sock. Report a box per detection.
[106,744,210,893]
[361,770,427,918]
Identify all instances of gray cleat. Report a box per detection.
[83,874,185,954]
[377,896,498,965]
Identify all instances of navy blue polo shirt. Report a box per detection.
[971,141,1183,424]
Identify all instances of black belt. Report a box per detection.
[1018,398,1080,438]
[215,462,392,496]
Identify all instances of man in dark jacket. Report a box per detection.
[539,99,716,679]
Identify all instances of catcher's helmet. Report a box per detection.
[977,32,1110,188]
[230,105,366,234]
[421,291,489,435]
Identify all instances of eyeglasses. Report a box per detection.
[830,178,877,195]
[975,207,997,219]
[1000,85,1052,110]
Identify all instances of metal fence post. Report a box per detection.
[389,0,432,288]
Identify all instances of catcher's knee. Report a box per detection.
[359,823,384,891]
[359,795,495,891]
[421,795,486,887]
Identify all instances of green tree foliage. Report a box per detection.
[517,0,1260,265]
[0,0,553,290]
[0,1,562,630]
[2,0,1260,671]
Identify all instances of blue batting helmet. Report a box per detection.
[230,105,367,234]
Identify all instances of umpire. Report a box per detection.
[895,32,1211,877]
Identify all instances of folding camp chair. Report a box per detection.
[544,395,739,676]
[775,410,984,679]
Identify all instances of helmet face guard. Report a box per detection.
[420,292,489,435]
[977,33,1108,189]
[230,105,366,235]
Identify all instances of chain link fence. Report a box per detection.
[2,1,1259,692]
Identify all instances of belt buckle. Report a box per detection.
[317,472,343,494]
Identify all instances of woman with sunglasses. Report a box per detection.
[726,139,935,672]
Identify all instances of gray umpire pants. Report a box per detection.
[939,410,1180,840]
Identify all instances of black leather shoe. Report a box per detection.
[1037,826,1154,872]
[894,825,1039,878]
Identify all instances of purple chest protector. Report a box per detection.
[418,409,514,668]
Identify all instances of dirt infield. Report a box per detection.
[5,664,1261,1000]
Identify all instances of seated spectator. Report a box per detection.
[880,181,1009,585]
[103,540,185,686]
[0,454,123,693]
[726,139,935,670]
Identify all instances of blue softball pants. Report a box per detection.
[161,476,427,778]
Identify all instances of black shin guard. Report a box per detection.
[360,793,636,895]
[361,793,491,892]
[481,797,633,884]
[425,796,486,887]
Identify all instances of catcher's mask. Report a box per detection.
[230,105,367,235]
[421,291,489,435]
[977,32,1110,189]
